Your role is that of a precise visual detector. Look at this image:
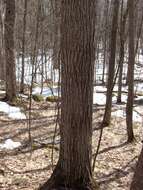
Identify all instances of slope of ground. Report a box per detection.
[0,89,142,190]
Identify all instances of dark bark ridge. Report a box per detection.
[39,0,96,190]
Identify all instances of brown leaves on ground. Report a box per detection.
[0,100,142,190]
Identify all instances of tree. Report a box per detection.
[39,0,96,189]
[117,0,128,103]
[130,148,143,190]
[20,0,28,93]
[52,0,61,70]
[4,0,16,101]
[0,0,5,81]
[102,0,120,126]
[102,0,109,84]
[126,0,135,142]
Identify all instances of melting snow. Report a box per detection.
[93,92,106,105]
[32,86,59,98]
[0,90,5,94]
[112,109,142,123]
[95,86,107,92]
[0,101,26,120]
[0,139,21,150]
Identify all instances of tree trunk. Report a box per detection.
[33,0,40,84]
[0,0,5,81]
[20,0,28,93]
[4,0,16,102]
[117,0,128,103]
[52,0,60,70]
[39,0,96,189]
[126,0,135,142]
[102,0,120,126]
[130,147,143,190]
[102,0,109,84]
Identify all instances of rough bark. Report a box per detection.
[52,0,60,70]
[130,147,143,190]
[20,0,28,93]
[4,0,16,101]
[117,0,128,103]
[102,0,109,84]
[39,0,96,189]
[0,0,5,80]
[102,0,120,126]
[126,0,135,142]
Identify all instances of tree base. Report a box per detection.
[116,99,122,104]
[39,186,95,190]
[1,95,17,104]
[101,120,110,128]
[39,183,97,190]
[39,178,97,190]
[39,164,98,190]
[127,136,135,143]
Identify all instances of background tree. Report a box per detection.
[4,0,16,101]
[126,0,135,142]
[0,0,5,81]
[20,0,28,93]
[117,0,128,103]
[102,0,120,126]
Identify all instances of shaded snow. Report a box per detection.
[32,86,59,99]
[0,139,21,150]
[133,111,143,123]
[0,101,26,120]
[16,54,59,85]
[93,87,128,105]
[93,92,106,105]
[0,90,5,94]
[112,109,142,123]
[18,93,28,99]
[95,86,107,92]
[112,109,126,118]
[135,83,143,93]
[112,94,128,103]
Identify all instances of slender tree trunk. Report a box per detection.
[117,0,128,103]
[126,0,135,142]
[39,0,96,190]
[102,0,120,126]
[102,0,109,84]
[40,16,44,94]
[4,0,16,102]
[0,0,5,81]
[20,0,28,93]
[33,0,40,84]
[52,0,60,70]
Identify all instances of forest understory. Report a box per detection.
[1,0,143,189]
[0,90,142,190]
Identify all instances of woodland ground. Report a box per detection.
[0,92,143,190]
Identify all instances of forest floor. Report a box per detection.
[0,94,143,190]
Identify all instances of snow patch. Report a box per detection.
[95,86,107,92]
[112,109,142,123]
[0,101,26,120]
[0,90,5,94]
[0,139,21,150]
[93,92,106,105]
[32,86,59,99]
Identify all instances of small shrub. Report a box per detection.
[46,96,61,102]
[32,94,44,102]
[136,92,143,96]
[112,92,117,97]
